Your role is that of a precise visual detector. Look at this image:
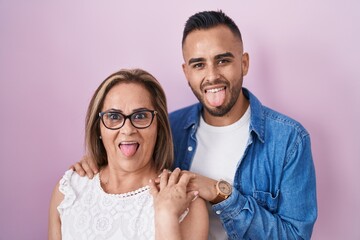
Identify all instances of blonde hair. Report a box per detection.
[85,68,173,171]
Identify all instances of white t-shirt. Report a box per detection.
[190,106,250,240]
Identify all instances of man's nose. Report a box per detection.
[205,65,220,82]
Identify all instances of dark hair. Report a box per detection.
[182,10,242,46]
[85,68,173,171]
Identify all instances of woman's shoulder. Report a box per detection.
[57,169,97,214]
[59,169,93,193]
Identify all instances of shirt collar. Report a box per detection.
[183,88,265,143]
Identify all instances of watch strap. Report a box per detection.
[210,180,232,204]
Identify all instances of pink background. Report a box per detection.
[1,1,359,239]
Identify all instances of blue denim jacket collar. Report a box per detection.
[182,102,201,130]
[182,88,265,142]
[243,88,265,143]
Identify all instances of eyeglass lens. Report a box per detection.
[101,110,155,129]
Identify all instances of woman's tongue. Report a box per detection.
[119,143,139,157]
[205,88,226,107]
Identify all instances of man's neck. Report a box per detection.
[203,91,249,127]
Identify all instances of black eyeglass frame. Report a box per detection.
[99,110,157,130]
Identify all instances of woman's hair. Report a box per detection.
[85,68,173,171]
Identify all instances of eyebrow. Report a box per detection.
[215,52,235,60]
[105,107,151,113]
[187,52,235,65]
[188,57,205,65]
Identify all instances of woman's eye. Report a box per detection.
[108,113,122,120]
[134,112,147,120]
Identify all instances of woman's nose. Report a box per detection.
[120,118,136,135]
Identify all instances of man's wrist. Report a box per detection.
[210,179,232,204]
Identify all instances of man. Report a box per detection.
[74,10,317,239]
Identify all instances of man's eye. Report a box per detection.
[218,59,230,64]
[192,63,204,69]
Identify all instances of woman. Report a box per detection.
[48,69,208,240]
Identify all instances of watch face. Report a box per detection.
[219,181,232,195]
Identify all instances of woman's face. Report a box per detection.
[100,82,157,173]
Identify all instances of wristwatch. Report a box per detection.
[210,179,232,204]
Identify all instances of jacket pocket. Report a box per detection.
[253,190,280,213]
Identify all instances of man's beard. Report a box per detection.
[189,78,243,117]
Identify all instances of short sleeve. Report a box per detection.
[57,169,77,215]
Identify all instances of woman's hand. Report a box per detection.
[153,169,218,202]
[178,170,218,202]
[149,168,199,240]
[150,168,198,218]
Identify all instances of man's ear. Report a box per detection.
[182,63,189,81]
[242,52,250,76]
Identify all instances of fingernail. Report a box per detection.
[192,191,199,201]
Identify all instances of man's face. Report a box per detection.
[182,25,249,120]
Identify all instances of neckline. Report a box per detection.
[200,105,251,132]
[95,173,150,198]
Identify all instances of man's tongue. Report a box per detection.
[205,88,226,107]
[119,143,138,157]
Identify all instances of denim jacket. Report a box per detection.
[169,88,317,240]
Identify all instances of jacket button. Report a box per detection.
[216,210,221,215]
[187,146,193,151]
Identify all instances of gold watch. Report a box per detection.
[210,180,232,204]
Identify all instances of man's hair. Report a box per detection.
[182,10,242,46]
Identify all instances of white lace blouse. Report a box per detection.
[57,170,156,240]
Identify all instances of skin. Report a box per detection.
[71,25,251,203]
[49,83,208,240]
[182,25,249,127]
[99,83,158,193]
[180,25,250,201]
[149,168,208,240]
[48,182,62,240]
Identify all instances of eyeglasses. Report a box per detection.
[99,110,157,130]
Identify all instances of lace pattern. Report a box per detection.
[57,170,77,215]
[58,170,154,240]
[57,170,189,240]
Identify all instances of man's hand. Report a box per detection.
[69,155,99,179]
[180,170,218,202]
